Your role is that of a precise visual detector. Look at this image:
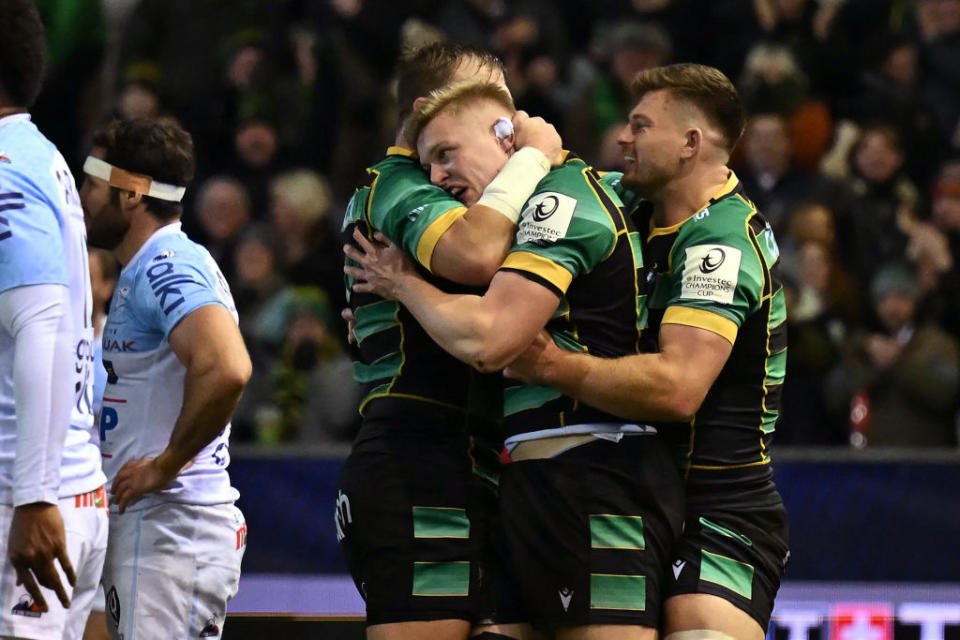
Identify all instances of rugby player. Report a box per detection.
[0,1,108,637]
[80,118,250,640]
[345,80,685,640]
[337,43,562,640]
[506,64,790,640]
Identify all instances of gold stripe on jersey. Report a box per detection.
[386,145,416,157]
[744,208,775,463]
[415,206,468,271]
[647,172,743,241]
[662,306,738,345]
[501,251,574,294]
[364,168,381,231]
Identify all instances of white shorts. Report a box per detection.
[0,486,109,640]
[101,502,246,640]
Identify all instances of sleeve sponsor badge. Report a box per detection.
[516,191,576,245]
[680,244,741,304]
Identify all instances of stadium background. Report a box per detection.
[26,0,960,637]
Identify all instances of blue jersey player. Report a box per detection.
[0,2,108,639]
[79,118,251,640]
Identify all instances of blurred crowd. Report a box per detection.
[32,0,960,448]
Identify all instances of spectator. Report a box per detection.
[826,263,960,447]
[192,175,252,283]
[737,113,828,233]
[238,287,362,444]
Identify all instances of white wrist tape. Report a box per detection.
[476,146,550,224]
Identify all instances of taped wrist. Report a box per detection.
[476,146,550,224]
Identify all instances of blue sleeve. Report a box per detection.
[133,247,231,338]
[0,169,67,293]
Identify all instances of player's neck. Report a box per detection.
[653,164,731,228]
[113,215,174,267]
[0,106,27,120]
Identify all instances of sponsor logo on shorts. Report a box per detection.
[11,594,42,618]
[334,490,352,542]
[558,587,574,612]
[672,559,686,580]
[236,522,248,550]
[199,617,220,637]
[107,586,121,628]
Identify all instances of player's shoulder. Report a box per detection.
[0,124,60,195]
[677,190,757,249]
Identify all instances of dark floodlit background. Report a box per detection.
[30,0,960,637]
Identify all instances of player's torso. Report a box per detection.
[99,227,237,508]
[635,186,787,500]
[503,159,648,437]
[0,116,100,496]
[343,154,503,437]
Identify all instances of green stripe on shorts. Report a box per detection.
[412,507,469,538]
[700,550,754,599]
[590,574,646,610]
[590,514,645,549]
[412,561,470,596]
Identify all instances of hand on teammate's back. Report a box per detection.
[8,503,76,612]
[512,110,564,166]
[344,229,417,301]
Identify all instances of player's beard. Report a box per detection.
[621,157,675,198]
[85,194,130,251]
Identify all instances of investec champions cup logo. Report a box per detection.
[532,195,559,221]
[517,191,576,245]
[680,244,742,304]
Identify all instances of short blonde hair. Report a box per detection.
[406,80,515,146]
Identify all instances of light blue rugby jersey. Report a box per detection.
[0,113,104,503]
[100,222,240,511]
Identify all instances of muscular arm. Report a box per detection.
[347,231,559,372]
[111,304,251,512]
[508,318,733,421]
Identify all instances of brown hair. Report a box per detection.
[395,42,504,125]
[407,80,515,146]
[0,0,46,107]
[92,117,195,222]
[631,63,745,153]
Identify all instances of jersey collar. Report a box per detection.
[0,113,32,130]
[120,222,183,275]
[648,170,741,239]
[386,146,416,157]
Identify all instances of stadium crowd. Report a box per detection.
[29,0,960,448]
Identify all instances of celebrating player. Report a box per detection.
[345,79,685,639]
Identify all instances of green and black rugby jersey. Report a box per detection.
[342,146,502,431]
[631,172,787,497]
[499,155,648,439]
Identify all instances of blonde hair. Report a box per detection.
[269,169,332,224]
[406,80,515,146]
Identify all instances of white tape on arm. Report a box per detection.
[475,147,550,225]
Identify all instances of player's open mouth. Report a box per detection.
[624,155,636,164]
[448,186,467,199]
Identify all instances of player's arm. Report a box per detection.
[111,304,251,512]
[506,318,733,421]
[346,231,559,372]
[0,284,76,611]
[405,112,562,286]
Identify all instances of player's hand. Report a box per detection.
[344,229,417,301]
[503,329,564,383]
[512,110,563,166]
[111,457,178,514]
[341,307,358,345]
[8,502,76,611]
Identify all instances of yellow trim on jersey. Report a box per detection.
[387,145,415,157]
[501,251,574,293]
[662,306,738,345]
[646,171,742,241]
[415,206,468,270]
[689,458,771,470]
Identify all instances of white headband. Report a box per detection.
[82,156,187,202]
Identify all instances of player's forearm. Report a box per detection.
[0,285,73,505]
[540,350,698,422]
[158,355,250,477]
[394,275,498,370]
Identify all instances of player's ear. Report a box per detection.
[681,127,701,159]
[412,97,429,113]
[493,117,514,153]
[123,191,143,208]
